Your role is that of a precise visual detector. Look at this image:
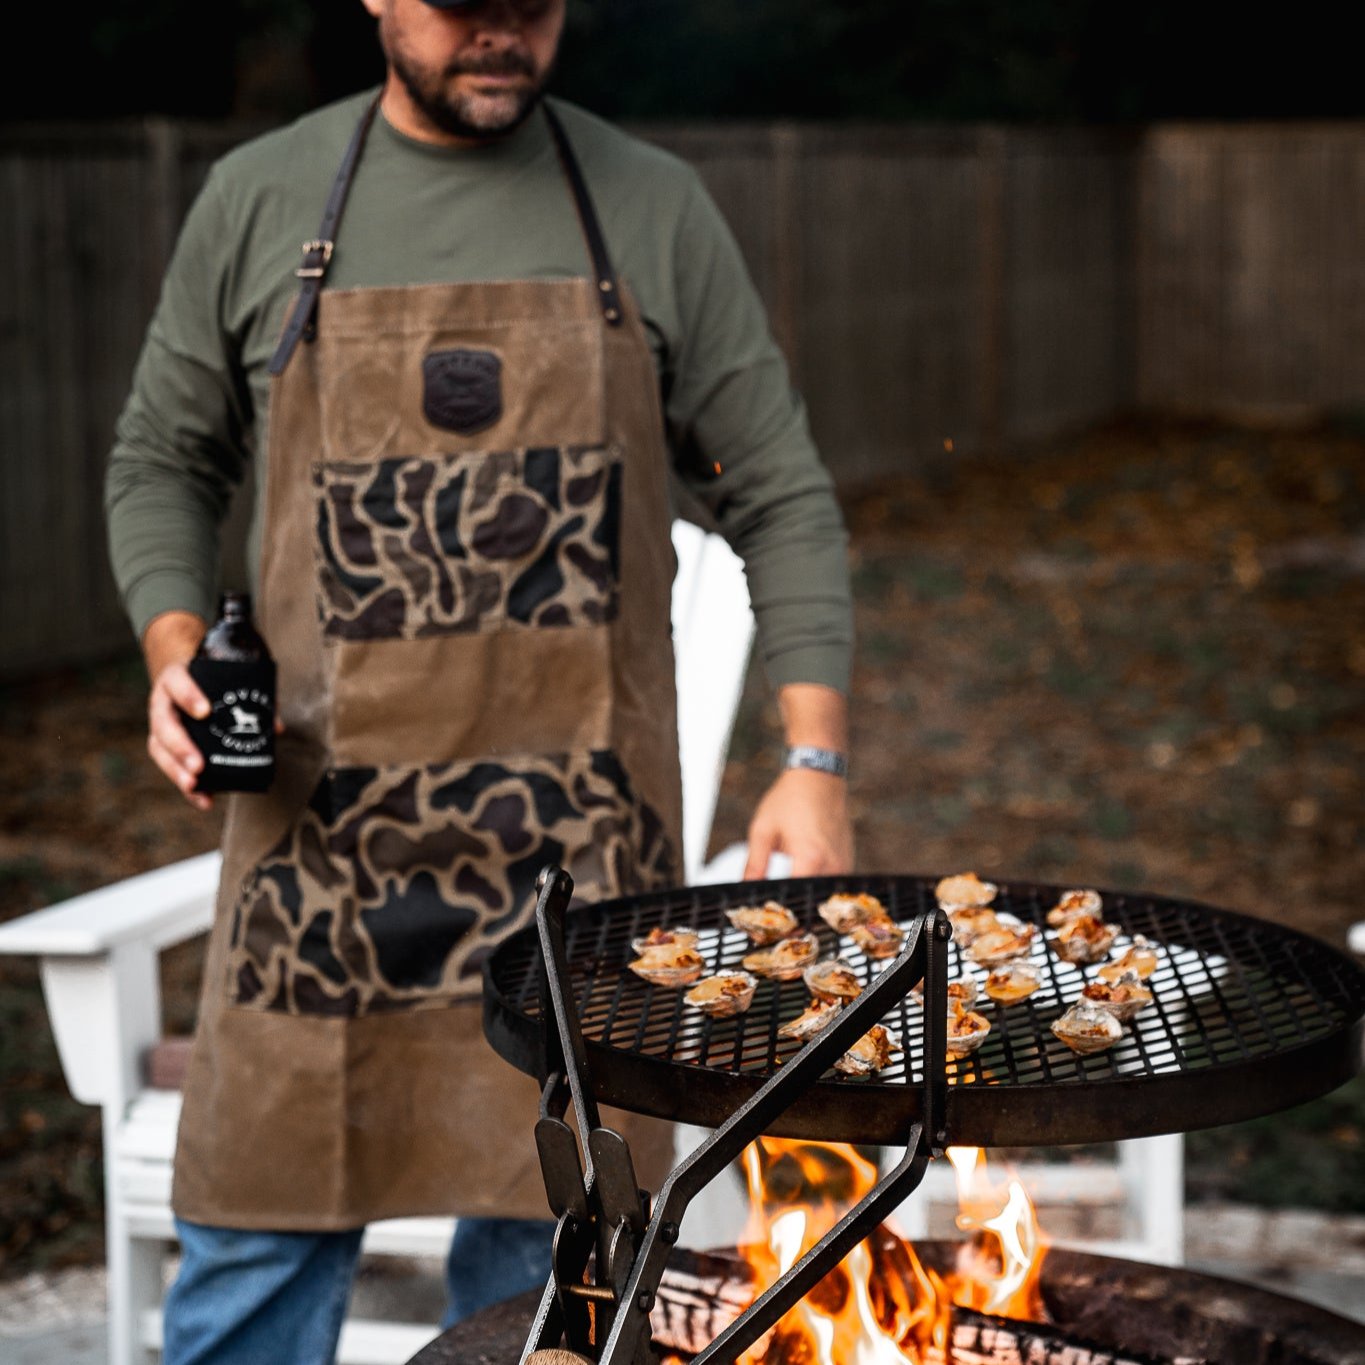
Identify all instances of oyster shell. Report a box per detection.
[946,1007,992,1057]
[1046,888,1103,926]
[935,871,998,908]
[817,891,888,933]
[911,976,980,1010]
[743,931,821,981]
[802,957,864,1004]
[965,921,1036,966]
[1097,936,1159,982]
[945,904,1000,945]
[834,1024,901,1077]
[685,969,758,1018]
[778,998,842,1040]
[631,926,701,956]
[1081,971,1153,1023]
[1051,1000,1124,1054]
[1050,914,1120,965]
[628,946,704,988]
[983,959,1043,1004]
[726,902,799,944]
[850,916,905,959]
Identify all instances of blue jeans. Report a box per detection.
[165,1215,555,1365]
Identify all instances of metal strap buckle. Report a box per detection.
[295,239,334,280]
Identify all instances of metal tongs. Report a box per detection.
[520,866,950,1365]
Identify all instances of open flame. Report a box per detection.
[737,1141,1046,1365]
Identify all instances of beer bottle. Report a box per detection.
[178,591,276,793]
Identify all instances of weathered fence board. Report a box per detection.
[1135,124,1365,417]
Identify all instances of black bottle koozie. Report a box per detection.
[179,658,277,793]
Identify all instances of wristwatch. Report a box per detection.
[783,745,849,779]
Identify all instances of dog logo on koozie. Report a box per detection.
[422,348,503,435]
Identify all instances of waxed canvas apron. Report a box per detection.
[173,102,683,1229]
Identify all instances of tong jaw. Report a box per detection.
[521,868,950,1365]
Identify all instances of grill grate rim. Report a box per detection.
[484,875,1365,1143]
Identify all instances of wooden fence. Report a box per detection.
[3,118,1364,677]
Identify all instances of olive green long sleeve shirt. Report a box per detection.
[106,92,852,692]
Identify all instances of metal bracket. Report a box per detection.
[295,238,334,279]
[522,865,950,1365]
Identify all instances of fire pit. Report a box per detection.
[410,1244,1365,1365]
[453,870,1365,1365]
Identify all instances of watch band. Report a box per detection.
[784,745,849,779]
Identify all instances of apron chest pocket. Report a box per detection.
[313,444,621,641]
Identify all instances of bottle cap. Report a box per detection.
[219,591,252,617]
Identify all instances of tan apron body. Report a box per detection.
[173,105,682,1229]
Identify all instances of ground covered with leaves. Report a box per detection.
[2,417,1363,1280]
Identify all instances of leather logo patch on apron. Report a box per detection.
[422,348,503,434]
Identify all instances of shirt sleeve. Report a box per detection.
[662,171,853,695]
[105,167,253,640]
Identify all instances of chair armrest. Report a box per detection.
[0,851,220,958]
[0,852,220,1109]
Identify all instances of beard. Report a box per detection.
[387,35,549,141]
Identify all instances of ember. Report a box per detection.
[737,1140,1047,1365]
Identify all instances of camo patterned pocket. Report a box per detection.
[314,444,620,641]
[224,750,676,1017]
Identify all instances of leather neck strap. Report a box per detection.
[541,101,623,329]
[270,95,624,378]
[268,93,381,377]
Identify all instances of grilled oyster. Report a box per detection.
[1046,888,1103,926]
[629,945,704,988]
[743,932,821,981]
[1051,1000,1124,1054]
[726,902,799,944]
[1050,914,1120,965]
[817,891,888,933]
[1081,971,1153,1023]
[935,871,998,908]
[849,916,905,959]
[965,919,1036,966]
[802,957,864,1004]
[983,959,1043,1004]
[631,926,701,955]
[778,998,842,1040]
[1097,935,1159,982]
[946,1007,992,1057]
[685,969,758,1018]
[911,976,980,1010]
[945,904,1000,945]
[834,1024,901,1077]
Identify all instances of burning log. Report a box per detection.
[946,1309,1205,1365]
[650,1249,755,1355]
[648,1248,1201,1365]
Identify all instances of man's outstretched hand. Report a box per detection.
[742,682,854,879]
[743,766,853,878]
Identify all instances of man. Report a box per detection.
[107,0,853,1359]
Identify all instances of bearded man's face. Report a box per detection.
[371,0,565,141]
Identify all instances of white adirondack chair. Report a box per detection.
[0,518,1183,1365]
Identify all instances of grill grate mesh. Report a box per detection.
[485,876,1365,1142]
